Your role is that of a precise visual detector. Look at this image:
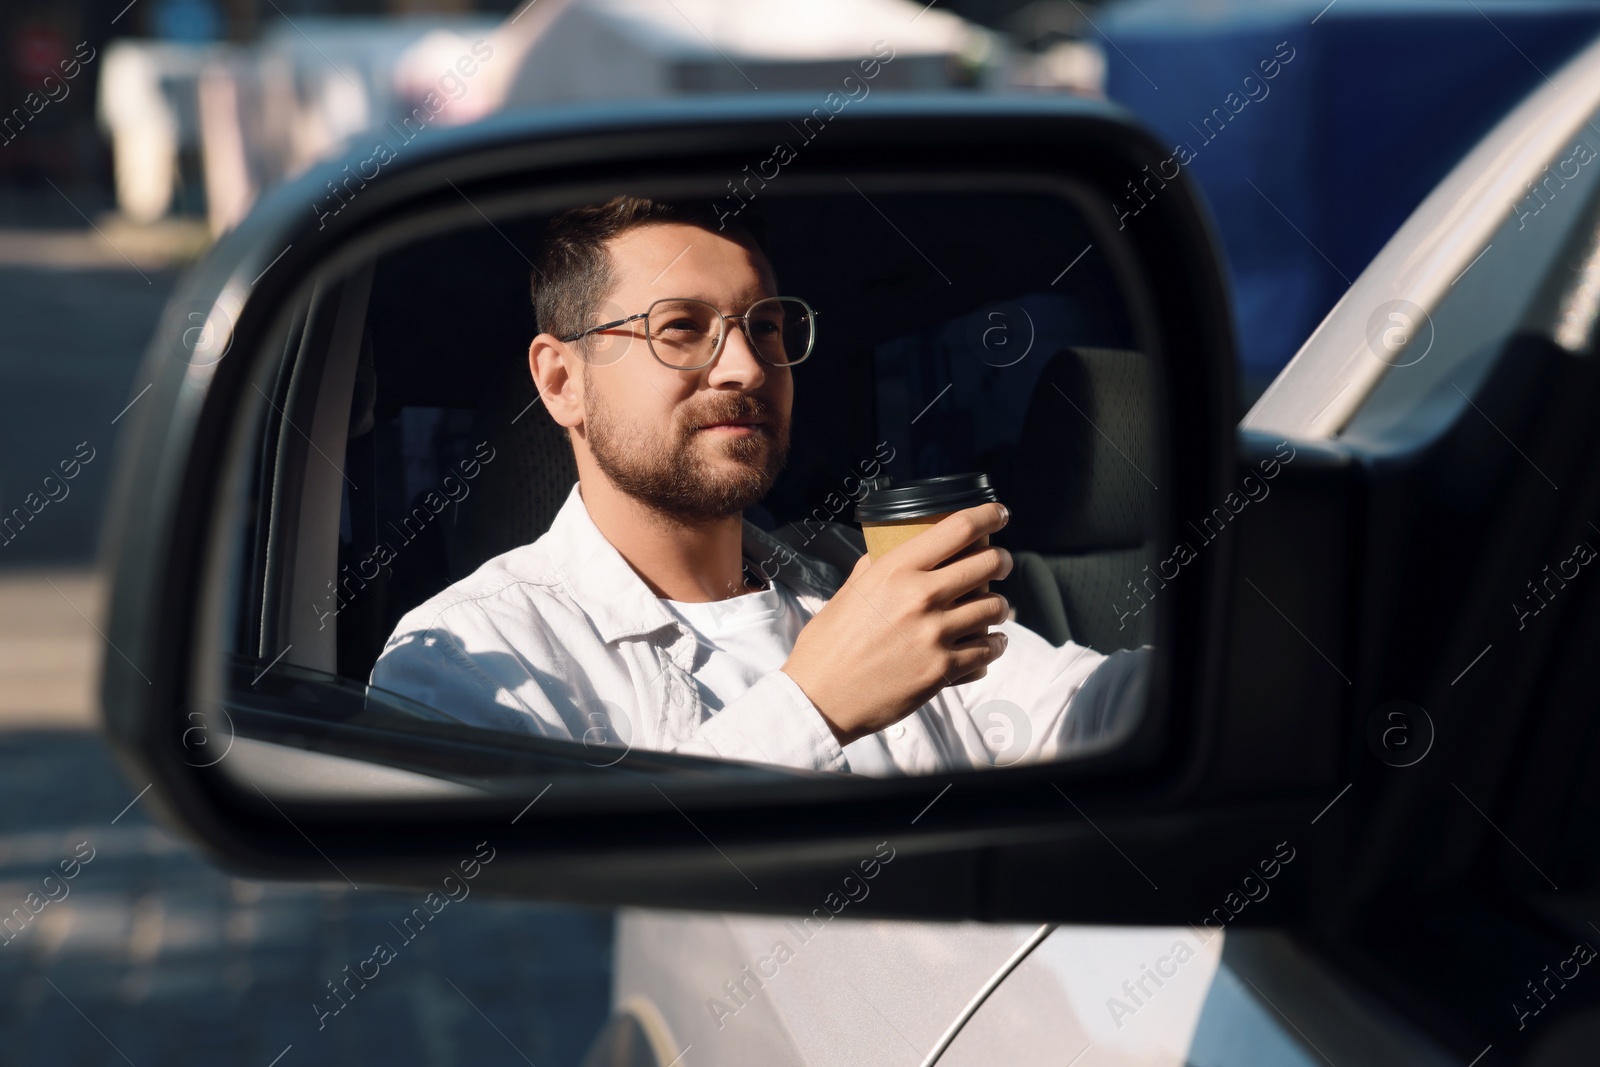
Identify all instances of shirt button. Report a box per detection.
[889,724,906,740]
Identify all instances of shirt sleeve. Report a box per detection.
[949,618,1153,765]
[371,616,848,773]
[674,669,847,772]
[370,624,566,737]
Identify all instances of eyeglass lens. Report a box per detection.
[646,298,812,368]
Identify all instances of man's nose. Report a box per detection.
[706,320,768,387]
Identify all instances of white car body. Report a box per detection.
[601,26,1600,1067]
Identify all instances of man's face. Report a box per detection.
[576,222,793,525]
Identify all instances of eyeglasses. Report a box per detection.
[559,296,817,370]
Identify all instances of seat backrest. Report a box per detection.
[442,346,1156,654]
[1002,347,1155,651]
[445,358,869,584]
[446,357,580,582]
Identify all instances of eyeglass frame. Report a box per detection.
[556,295,818,370]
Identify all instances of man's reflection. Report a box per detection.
[370,195,1149,774]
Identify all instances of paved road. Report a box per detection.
[0,730,613,1066]
[0,244,615,1064]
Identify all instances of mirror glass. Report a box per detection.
[193,179,1162,789]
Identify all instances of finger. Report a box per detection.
[941,593,1009,640]
[882,502,1009,574]
[946,630,1007,682]
[928,544,1013,606]
[949,665,988,686]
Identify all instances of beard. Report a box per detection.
[583,365,791,525]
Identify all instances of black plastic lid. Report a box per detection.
[853,472,998,524]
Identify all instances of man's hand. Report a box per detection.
[780,502,1014,747]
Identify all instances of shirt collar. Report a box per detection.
[537,481,843,646]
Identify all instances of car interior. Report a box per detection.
[213,184,1161,781]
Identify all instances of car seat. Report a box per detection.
[999,347,1155,652]
[445,355,580,583]
[442,347,1154,655]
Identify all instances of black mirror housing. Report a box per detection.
[98,92,1254,923]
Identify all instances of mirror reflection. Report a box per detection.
[214,185,1159,781]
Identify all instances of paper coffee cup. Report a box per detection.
[859,515,967,560]
[854,473,1000,593]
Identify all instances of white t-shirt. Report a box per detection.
[659,577,894,775]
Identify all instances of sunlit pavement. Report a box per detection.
[0,254,614,1065]
[0,722,613,1066]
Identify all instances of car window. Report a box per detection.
[1243,30,1600,443]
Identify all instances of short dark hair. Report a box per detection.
[530,195,772,349]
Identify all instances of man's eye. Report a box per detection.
[750,319,782,337]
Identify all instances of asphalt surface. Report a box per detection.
[0,242,615,1065]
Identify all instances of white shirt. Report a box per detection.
[657,581,802,716]
[659,579,898,774]
[370,480,1150,775]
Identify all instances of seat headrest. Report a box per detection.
[1008,347,1153,550]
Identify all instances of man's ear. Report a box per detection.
[529,334,583,431]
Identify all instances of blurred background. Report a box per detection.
[3,0,1600,1061]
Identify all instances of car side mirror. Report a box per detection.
[99,93,1265,923]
